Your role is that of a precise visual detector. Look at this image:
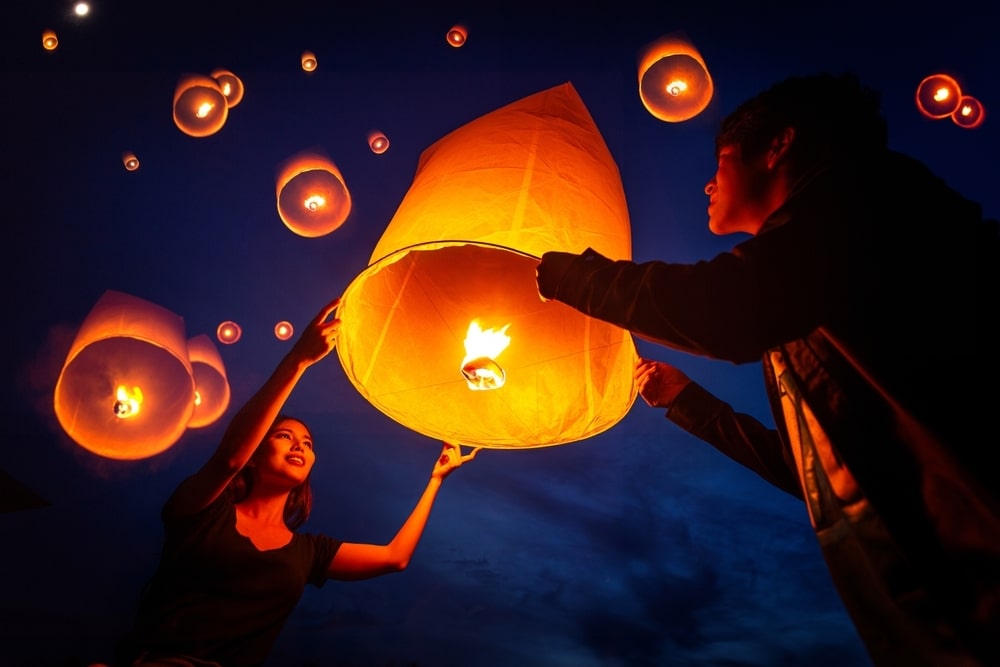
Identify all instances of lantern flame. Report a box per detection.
[461,320,511,390]
[194,390,202,407]
[114,385,143,418]
[195,102,215,118]
[305,195,325,211]
[666,80,688,96]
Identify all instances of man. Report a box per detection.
[535,73,1000,665]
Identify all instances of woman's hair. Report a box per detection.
[227,413,314,530]
[715,72,888,179]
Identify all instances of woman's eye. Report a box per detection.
[303,441,313,449]
[276,432,290,439]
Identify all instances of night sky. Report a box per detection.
[3,1,998,666]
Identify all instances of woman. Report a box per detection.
[118,297,479,666]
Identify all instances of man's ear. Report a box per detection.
[767,127,795,169]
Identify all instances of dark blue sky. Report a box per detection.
[3,1,998,665]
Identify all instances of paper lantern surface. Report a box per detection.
[54,290,195,459]
[337,82,637,449]
[187,334,231,428]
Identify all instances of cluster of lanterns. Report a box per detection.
[40,2,91,52]
[172,69,245,138]
[53,290,232,460]
[915,73,985,129]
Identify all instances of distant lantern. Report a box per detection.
[368,130,390,154]
[186,334,231,428]
[53,290,196,460]
[122,152,140,171]
[172,74,229,138]
[915,73,962,119]
[336,82,638,450]
[274,321,294,340]
[275,149,352,237]
[446,25,467,47]
[210,68,245,109]
[951,95,985,129]
[42,30,58,51]
[638,32,714,123]
[301,51,317,72]
[216,320,242,344]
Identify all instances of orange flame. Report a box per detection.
[461,320,511,390]
[114,385,143,418]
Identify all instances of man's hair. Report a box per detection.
[227,413,314,530]
[715,72,888,177]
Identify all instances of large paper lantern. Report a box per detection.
[173,74,229,138]
[186,334,231,429]
[275,149,352,237]
[336,82,638,449]
[638,32,713,123]
[53,290,196,460]
[915,73,962,119]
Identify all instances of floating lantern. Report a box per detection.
[122,152,139,171]
[210,68,245,109]
[172,74,229,138]
[336,82,638,450]
[53,290,196,460]
[74,2,89,17]
[368,130,390,155]
[275,149,352,237]
[301,51,317,72]
[216,320,242,344]
[42,30,58,51]
[951,95,985,129]
[446,25,467,47]
[915,73,962,119]
[186,334,231,428]
[638,32,714,123]
[274,321,294,340]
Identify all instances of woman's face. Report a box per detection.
[254,418,315,487]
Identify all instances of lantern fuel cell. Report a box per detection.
[461,357,506,390]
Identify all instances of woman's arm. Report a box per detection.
[328,442,480,580]
[165,297,342,519]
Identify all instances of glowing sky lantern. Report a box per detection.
[216,320,242,344]
[210,68,245,109]
[336,82,638,449]
[186,334,231,429]
[274,321,294,340]
[53,290,196,460]
[42,30,58,51]
[301,51,317,72]
[638,32,714,122]
[368,130,390,154]
[275,149,352,237]
[915,73,962,119]
[122,152,139,171]
[446,25,468,47]
[952,95,985,129]
[172,74,229,138]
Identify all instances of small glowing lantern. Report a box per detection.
[446,25,467,47]
[274,321,294,340]
[42,30,58,51]
[74,2,89,17]
[951,95,985,129]
[216,320,242,344]
[172,74,229,138]
[336,83,638,449]
[186,334,231,428]
[53,290,196,460]
[301,51,317,72]
[275,149,352,237]
[122,152,140,171]
[210,68,245,109]
[368,130,390,154]
[915,73,962,119]
[638,32,714,123]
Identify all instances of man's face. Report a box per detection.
[704,143,775,236]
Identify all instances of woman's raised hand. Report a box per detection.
[291,297,342,366]
[432,441,481,481]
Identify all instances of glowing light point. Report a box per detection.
[368,130,390,154]
[42,30,59,51]
[638,32,714,123]
[122,152,140,172]
[216,321,242,344]
[447,25,468,47]
[210,69,245,108]
[74,2,90,17]
[915,73,962,119]
[952,95,985,129]
[301,51,317,72]
[274,321,294,341]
